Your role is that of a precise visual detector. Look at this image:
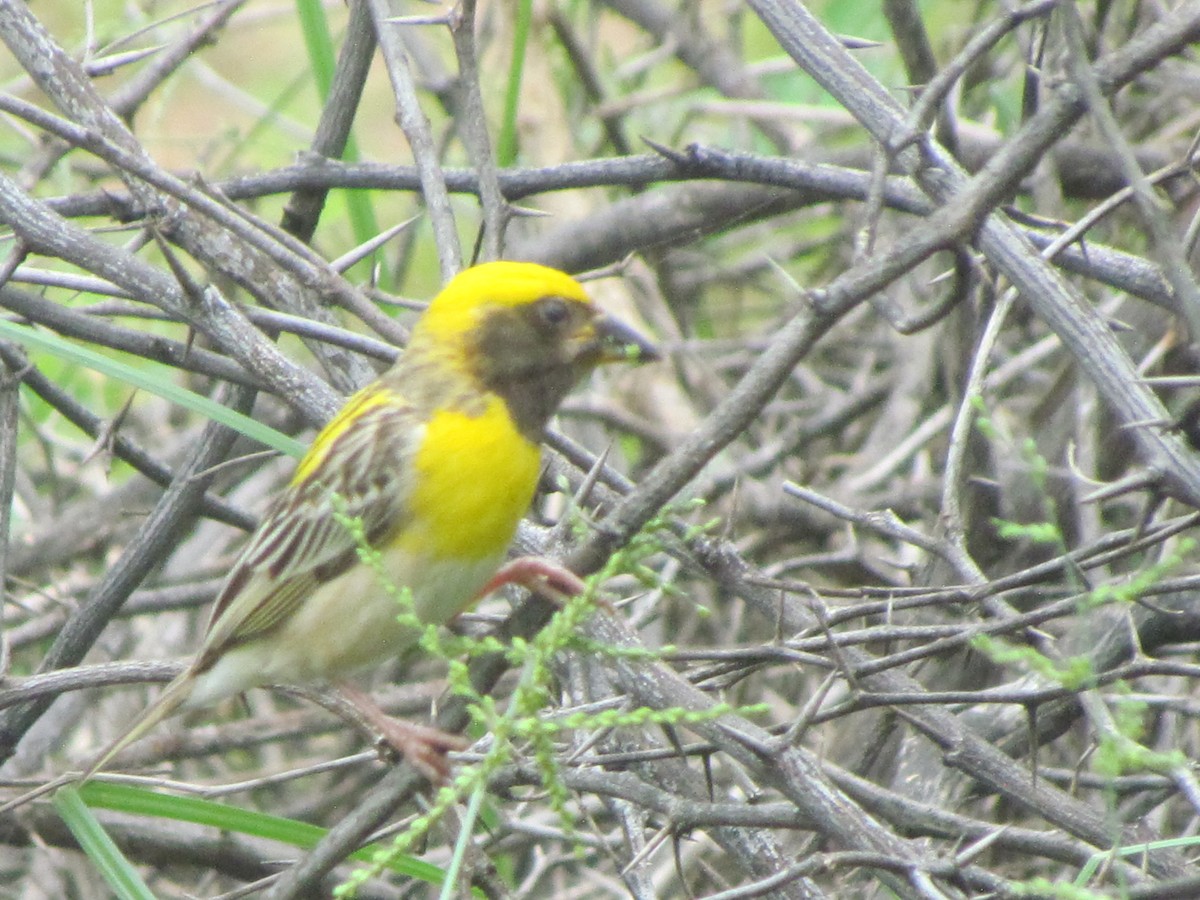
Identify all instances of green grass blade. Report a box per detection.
[53,785,156,900]
[0,319,306,458]
[78,781,450,886]
[294,0,381,277]
[295,0,337,97]
[496,0,534,166]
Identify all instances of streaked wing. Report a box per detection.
[198,389,422,663]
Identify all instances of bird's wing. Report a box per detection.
[197,389,423,664]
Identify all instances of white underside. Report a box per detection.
[184,553,503,709]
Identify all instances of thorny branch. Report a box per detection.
[3,2,1200,898]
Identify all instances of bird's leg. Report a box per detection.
[336,683,466,782]
[476,555,587,604]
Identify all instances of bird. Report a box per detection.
[83,261,658,781]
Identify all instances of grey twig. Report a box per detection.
[367,0,462,278]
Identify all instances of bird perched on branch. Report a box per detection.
[85,261,658,780]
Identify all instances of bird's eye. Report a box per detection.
[538,297,571,327]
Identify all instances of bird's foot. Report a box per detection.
[371,718,467,782]
[477,555,588,605]
[338,683,465,782]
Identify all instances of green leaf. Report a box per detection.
[295,0,337,98]
[0,319,306,458]
[496,0,534,166]
[53,785,156,900]
[293,0,381,277]
[77,781,450,886]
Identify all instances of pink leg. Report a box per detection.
[338,684,466,782]
[476,555,587,603]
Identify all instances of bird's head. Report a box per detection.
[410,262,659,438]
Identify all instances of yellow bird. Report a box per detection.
[86,261,658,780]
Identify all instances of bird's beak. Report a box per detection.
[587,314,660,365]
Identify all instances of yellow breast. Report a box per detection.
[400,395,541,562]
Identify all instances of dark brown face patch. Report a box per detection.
[466,296,600,439]
[479,296,596,367]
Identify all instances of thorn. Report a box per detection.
[1080,471,1160,504]
[640,136,688,165]
[329,216,420,273]
[839,34,883,50]
[716,721,777,760]
[507,204,553,220]
[383,15,452,27]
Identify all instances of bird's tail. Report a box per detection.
[80,669,196,783]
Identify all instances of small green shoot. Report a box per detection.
[333,504,764,897]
